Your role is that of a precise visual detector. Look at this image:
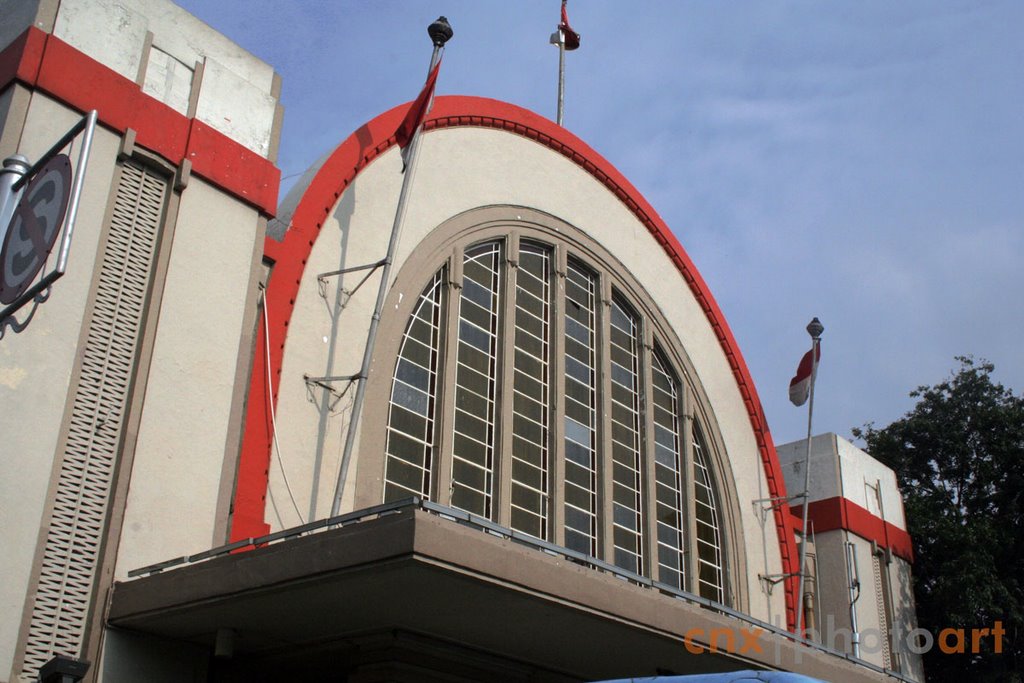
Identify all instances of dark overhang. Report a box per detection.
[109,503,897,682]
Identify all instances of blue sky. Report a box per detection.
[177,1,1024,446]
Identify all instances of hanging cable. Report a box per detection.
[267,479,285,529]
[260,284,305,524]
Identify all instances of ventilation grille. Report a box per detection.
[872,554,893,668]
[20,161,166,680]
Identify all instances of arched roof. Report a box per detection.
[232,95,798,629]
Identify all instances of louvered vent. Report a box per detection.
[872,554,892,668]
[20,161,166,680]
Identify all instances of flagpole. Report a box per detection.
[795,316,824,635]
[552,0,577,126]
[556,29,566,126]
[329,17,453,518]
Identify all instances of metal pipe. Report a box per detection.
[847,540,862,658]
[330,20,452,517]
[10,112,90,192]
[56,110,97,273]
[316,258,386,281]
[0,155,30,250]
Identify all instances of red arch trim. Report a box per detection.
[232,95,798,630]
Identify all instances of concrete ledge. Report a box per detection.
[109,509,893,682]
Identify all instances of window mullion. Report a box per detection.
[550,246,567,546]
[598,275,615,564]
[434,245,463,505]
[681,385,699,593]
[495,233,519,527]
[641,326,658,579]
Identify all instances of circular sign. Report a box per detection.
[0,154,72,304]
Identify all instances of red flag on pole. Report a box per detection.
[559,0,581,50]
[789,343,821,406]
[394,59,442,172]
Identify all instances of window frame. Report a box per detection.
[356,206,746,608]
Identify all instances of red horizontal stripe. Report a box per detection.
[0,25,46,86]
[2,27,279,216]
[791,496,914,563]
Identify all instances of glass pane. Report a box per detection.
[511,507,544,539]
[564,479,592,510]
[565,439,591,467]
[386,430,428,468]
[462,277,493,309]
[395,358,430,392]
[564,416,591,447]
[392,381,429,416]
[565,528,592,555]
[614,548,638,574]
[613,502,638,531]
[565,504,592,533]
[512,457,544,490]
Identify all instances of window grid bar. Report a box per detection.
[510,245,551,540]
[384,271,444,502]
[381,235,728,606]
[450,243,502,518]
[563,261,598,556]
[608,297,644,575]
[651,349,687,589]
[693,434,725,602]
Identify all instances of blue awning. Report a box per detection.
[594,672,830,683]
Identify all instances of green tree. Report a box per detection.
[854,357,1023,681]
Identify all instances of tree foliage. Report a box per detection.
[854,357,1023,681]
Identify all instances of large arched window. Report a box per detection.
[379,226,730,603]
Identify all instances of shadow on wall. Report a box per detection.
[303,180,358,525]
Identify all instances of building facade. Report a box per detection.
[777,434,923,681]
[0,2,921,681]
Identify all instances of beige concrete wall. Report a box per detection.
[811,532,922,680]
[779,433,921,678]
[811,530,854,635]
[850,533,889,669]
[0,86,23,166]
[267,126,789,623]
[113,177,262,577]
[2,2,274,677]
[778,433,908,531]
[53,0,277,157]
[808,531,891,670]
[0,93,120,681]
[777,432,843,503]
[836,434,907,529]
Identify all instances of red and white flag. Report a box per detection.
[788,343,821,406]
[394,59,442,172]
[559,0,581,50]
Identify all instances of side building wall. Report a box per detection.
[778,433,923,682]
[0,0,281,679]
